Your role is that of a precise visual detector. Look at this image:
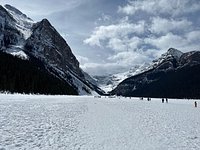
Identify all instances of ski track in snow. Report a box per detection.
[0,94,200,150]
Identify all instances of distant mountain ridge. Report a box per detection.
[94,63,149,93]
[111,48,200,99]
[0,4,103,95]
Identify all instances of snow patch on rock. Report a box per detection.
[4,4,33,40]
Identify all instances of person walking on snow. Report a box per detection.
[194,101,197,107]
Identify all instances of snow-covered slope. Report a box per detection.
[0,94,200,149]
[4,4,34,40]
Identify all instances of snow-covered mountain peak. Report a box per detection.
[147,48,183,71]
[4,4,33,40]
[164,48,183,59]
[40,19,51,26]
[0,5,15,26]
[4,4,33,22]
[5,4,24,15]
[34,18,57,34]
[26,18,81,76]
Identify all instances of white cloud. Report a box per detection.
[107,36,142,52]
[98,13,111,22]
[108,51,149,66]
[186,30,200,43]
[145,33,187,50]
[150,17,192,34]
[118,0,154,15]
[144,32,200,52]
[118,0,200,16]
[84,20,145,49]
[184,30,200,51]
[80,62,127,76]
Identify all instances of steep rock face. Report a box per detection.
[4,4,33,40]
[111,49,200,99]
[0,6,23,49]
[180,51,200,66]
[25,19,83,77]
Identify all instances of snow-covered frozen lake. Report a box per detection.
[0,94,200,150]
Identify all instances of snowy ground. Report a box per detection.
[0,94,200,150]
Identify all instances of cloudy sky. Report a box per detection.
[1,0,200,75]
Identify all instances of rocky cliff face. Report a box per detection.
[111,48,200,99]
[25,19,83,77]
[0,5,23,49]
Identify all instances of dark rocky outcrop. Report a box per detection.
[0,6,23,49]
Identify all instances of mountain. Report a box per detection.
[94,63,149,93]
[111,48,200,99]
[0,4,103,95]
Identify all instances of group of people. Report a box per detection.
[140,97,151,101]
[139,97,198,108]
[162,98,168,103]
[140,97,168,103]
